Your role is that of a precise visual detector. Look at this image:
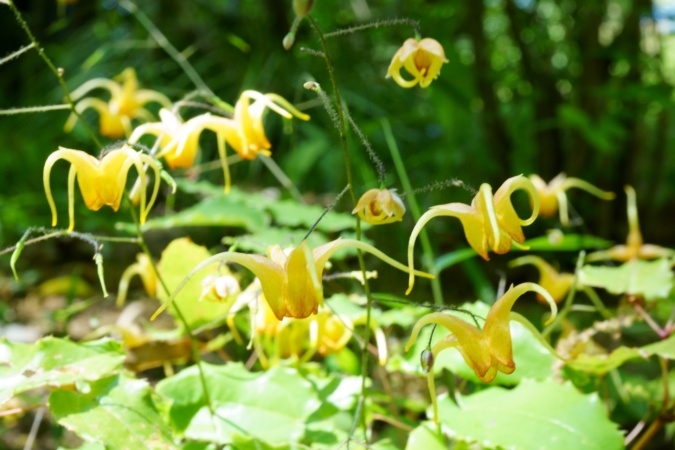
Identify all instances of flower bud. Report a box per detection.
[200,274,241,303]
[303,81,320,91]
[283,32,296,50]
[293,0,315,17]
[352,188,406,225]
[420,349,434,374]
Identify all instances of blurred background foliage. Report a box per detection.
[1,0,674,302]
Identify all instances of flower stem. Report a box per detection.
[0,104,71,115]
[7,0,102,150]
[324,18,421,39]
[127,198,215,418]
[307,14,373,438]
[382,118,443,306]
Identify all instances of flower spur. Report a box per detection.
[43,145,162,231]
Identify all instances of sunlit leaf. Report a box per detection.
[579,259,673,300]
[0,337,125,406]
[566,347,644,375]
[436,379,624,450]
[50,375,177,450]
[641,333,675,359]
[405,423,446,450]
[156,362,321,445]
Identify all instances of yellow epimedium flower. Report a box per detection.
[65,68,171,139]
[405,282,557,424]
[352,188,406,225]
[529,173,615,226]
[407,175,539,294]
[116,253,157,307]
[386,38,448,88]
[43,145,162,232]
[129,91,309,193]
[509,256,574,304]
[152,238,434,321]
[587,186,674,262]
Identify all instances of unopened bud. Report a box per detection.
[420,349,434,374]
[283,32,296,50]
[293,0,315,17]
[57,67,65,76]
[303,81,320,91]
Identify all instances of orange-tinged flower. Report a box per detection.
[152,238,433,321]
[43,145,161,231]
[116,253,157,307]
[407,175,539,293]
[587,186,674,262]
[509,255,574,304]
[352,188,406,225]
[65,68,171,138]
[386,38,448,88]
[405,282,557,423]
[529,173,615,226]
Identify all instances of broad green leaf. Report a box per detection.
[579,259,673,300]
[405,423,446,450]
[436,379,624,450]
[156,363,321,445]
[50,375,177,450]
[117,195,270,233]
[641,333,675,359]
[389,302,555,385]
[157,238,234,329]
[0,337,125,406]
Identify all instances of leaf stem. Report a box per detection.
[324,18,421,39]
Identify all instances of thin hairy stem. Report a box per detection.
[324,18,421,39]
[401,178,477,197]
[126,196,216,419]
[0,42,34,65]
[303,184,350,241]
[382,118,443,306]
[307,15,373,440]
[299,47,326,58]
[0,104,71,115]
[119,1,214,97]
[7,0,102,149]
[341,104,386,185]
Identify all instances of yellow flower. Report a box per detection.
[509,256,574,304]
[386,38,448,88]
[116,253,157,307]
[199,273,241,303]
[152,238,434,321]
[352,188,406,225]
[65,68,171,138]
[129,91,309,193]
[405,283,557,423]
[587,186,674,262]
[43,145,161,231]
[407,175,539,293]
[529,173,615,226]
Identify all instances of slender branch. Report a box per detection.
[324,18,421,39]
[299,47,325,58]
[303,184,350,241]
[7,0,102,149]
[119,0,214,97]
[382,118,443,306]
[341,104,386,185]
[582,286,613,320]
[0,104,71,115]
[0,43,34,65]
[630,417,665,450]
[634,303,667,338]
[400,178,477,197]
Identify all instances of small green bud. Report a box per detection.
[420,349,434,374]
[283,32,296,50]
[303,81,320,91]
[293,0,315,17]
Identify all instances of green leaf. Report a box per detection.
[157,238,234,329]
[436,379,624,450]
[579,259,674,300]
[389,302,555,385]
[226,227,329,255]
[50,375,177,450]
[641,333,675,359]
[156,362,321,445]
[566,347,644,375]
[117,195,270,233]
[405,423,446,450]
[57,443,106,450]
[0,337,126,406]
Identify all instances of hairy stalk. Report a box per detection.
[0,42,34,66]
[381,118,443,306]
[299,47,326,58]
[303,184,350,241]
[119,1,214,97]
[0,229,140,257]
[0,104,71,115]
[7,0,102,149]
[400,178,477,197]
[543,251,585,338]
[324,18,421,39]
[341,104,386,185]
[127,197,216,419]
[307,15,373,439]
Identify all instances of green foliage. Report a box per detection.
[435,379,624,450]
[579,259,674,301]
[50,375,177,450]
[0,337,125,405]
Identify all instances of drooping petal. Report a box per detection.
[134,89,172,109]
[283,241,321,319]
[418,38,449,62]
[492,175,540,245]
